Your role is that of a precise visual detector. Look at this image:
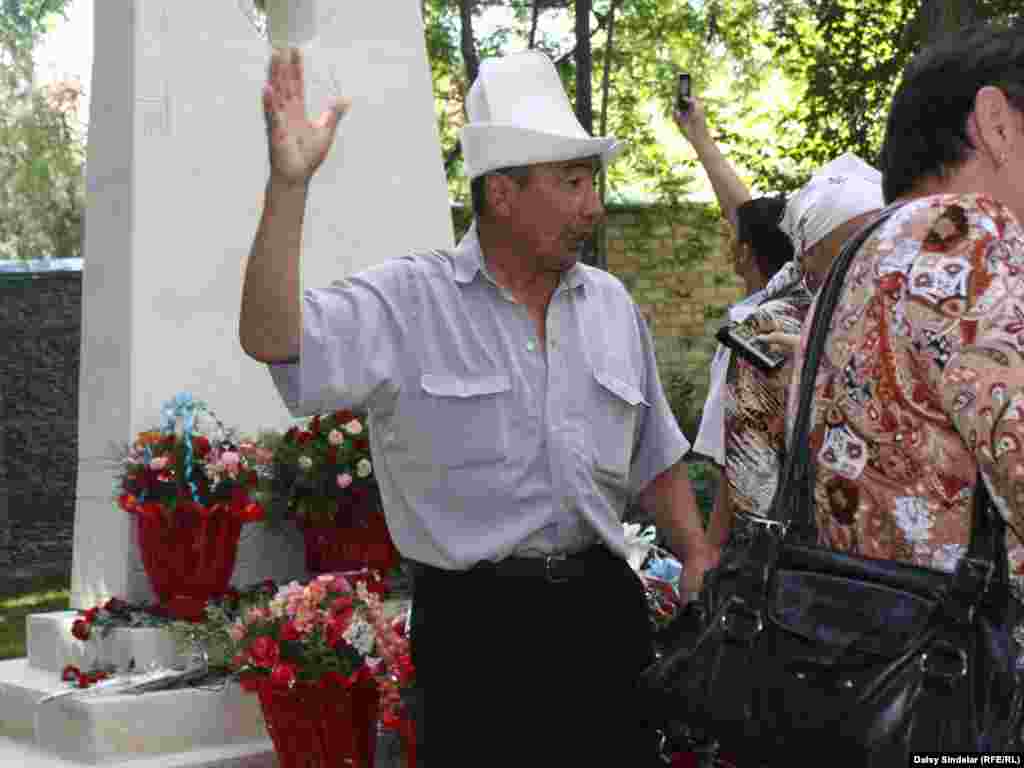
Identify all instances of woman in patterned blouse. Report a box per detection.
[786,22,1024,585]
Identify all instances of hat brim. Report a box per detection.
[460,124,624,179]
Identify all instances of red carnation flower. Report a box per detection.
[325,615,350,649]
[269,663,297,689]
[296,431,313,445]
[192,435,211,458]
[279,621,302,642]
[82,607,99,623]
[248,636,281,668]
[355,437,370,453]
[326,446,338,465]
[71,619,91,641]
[310,415,322,435]
[61,665,81,682]
[319,670,349,689]
[284,427,299,443]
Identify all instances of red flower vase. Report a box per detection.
[303,501,399,575]
[257,680,380,768]
[135,504,242,621]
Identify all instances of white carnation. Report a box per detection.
[356,458,372,478]
[298,455,313,471]
[342,616,376,656]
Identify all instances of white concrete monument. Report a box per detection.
[71,0,453,609]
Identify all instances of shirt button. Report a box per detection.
[562,499,572,511]
[549,338,558,349]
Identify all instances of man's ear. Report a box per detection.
[485,174,518,218]
[972,85,1015,168]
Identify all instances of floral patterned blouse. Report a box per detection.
[723,263,813,517]
[787,193,1024,591]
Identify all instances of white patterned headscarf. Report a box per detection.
[779,153,884,257]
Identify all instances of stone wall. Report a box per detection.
[0,271,81,576]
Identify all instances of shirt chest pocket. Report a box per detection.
[408,373,512,468]
[590,369,649,482]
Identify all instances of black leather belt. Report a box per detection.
[482,548,599,583]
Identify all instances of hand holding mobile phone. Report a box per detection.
[715,322,786,373]
[676,73,692,114]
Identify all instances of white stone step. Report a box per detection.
[0,658,268,764]
[0,737,277,768]
[0,658,411,768]
[28,612,183,675]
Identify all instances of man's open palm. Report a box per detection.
[263,48,351,184]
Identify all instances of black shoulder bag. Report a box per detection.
[641,203,1024,765]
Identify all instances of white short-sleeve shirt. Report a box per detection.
[269,224,689,569]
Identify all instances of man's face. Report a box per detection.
[504,159,605,273]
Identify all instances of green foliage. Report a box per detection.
[0,7,85,260]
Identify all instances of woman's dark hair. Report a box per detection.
[735,196,793,279]
[880,22,1024,203]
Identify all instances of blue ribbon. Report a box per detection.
[643,555,682,588]
[160,392,201,503]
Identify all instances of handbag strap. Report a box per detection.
[769,203,904,538]
[770,201,1008,576]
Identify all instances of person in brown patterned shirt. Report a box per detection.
[718,154,883,546]
[786,23,1024,589]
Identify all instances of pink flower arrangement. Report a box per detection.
[357,582,415,730]
[231,573,382,694]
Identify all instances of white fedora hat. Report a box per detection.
[460,51,625,179]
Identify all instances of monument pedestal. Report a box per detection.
[0,614,411,767]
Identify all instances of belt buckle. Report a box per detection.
[544,553,570,584]
[737,513,788,536]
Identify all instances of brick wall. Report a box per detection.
[0,271,81,574]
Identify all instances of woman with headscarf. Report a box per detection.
[718,153,884,552]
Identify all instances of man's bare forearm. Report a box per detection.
[239,176,309,363]
[640,460,718,594]
[640,461,710,561]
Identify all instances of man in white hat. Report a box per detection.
[240,48,714,766]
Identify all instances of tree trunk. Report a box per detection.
[529,0,541,49]
[458,0,480,85]
[574,0,593,136]
[595,0,619,271]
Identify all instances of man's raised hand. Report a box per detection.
[262,47,351,186]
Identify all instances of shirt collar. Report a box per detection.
[454,220,589,295]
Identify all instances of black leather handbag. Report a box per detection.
[642,204,1024,766]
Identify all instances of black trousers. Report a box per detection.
[409,546,663,767]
